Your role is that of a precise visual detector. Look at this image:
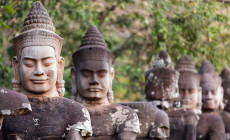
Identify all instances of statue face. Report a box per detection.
[145,68,179,101]
[179,87,199,111]
[178,74,200,111]
[202,86,222,110]
[76,60,113,101]
[18,46,58,95]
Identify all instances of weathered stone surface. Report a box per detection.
[2,97,92,139]
[0,87,31,116]
[120,102,170,139]
[198,60,227,139]
[197,112,225,140]
[145,51,198,140]
[71,25,140,140]
[2,1,92,139]
[176,55,202,114]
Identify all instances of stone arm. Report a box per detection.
[66,102,93,139]
[209,118,225,140]
[149,110,170,139]
[66,129,84,140]
[117,131,137,140]
[185,125,196,140]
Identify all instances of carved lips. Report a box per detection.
[87,88,102,92]
[30,78,48,84]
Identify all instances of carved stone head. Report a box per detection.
[200,60,224,111]
[175,56,201,114]
[145,51,179,108]
[71,25,114,104]
[220,67,230,112]
[12,1,65,97]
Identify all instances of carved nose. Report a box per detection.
[34,63,44,76]
[206,91,213,99]
[89,74,99,85]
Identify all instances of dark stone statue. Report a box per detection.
[120,102,170,139]
[198,60,228,140]
[0,87,31,129]
[220,67,230,139]
[145,51,198,140]
[71,25,140,140]
[220,67,230,113]
[2,1,92,139]
[176,56,226,140]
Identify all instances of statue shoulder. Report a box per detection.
[62,98,93,137]
[112,104,141,135]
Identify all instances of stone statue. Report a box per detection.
[0,87,31,129]
[120,102,170,139]
[145,51,198,140]
[220,67,230,112]
[71,25,140,140]
[175,55,202,114]
[176,56,226,140]
[198,60,229,140]
[2,1,92,139]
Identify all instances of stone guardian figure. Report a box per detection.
[199,60,230,140]
[176,56,225,140]
[71,25,140,140]
[145,51,198,140]
[2,1,92,139]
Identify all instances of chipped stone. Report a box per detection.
[1,109,11,115]
[66,120,93,137]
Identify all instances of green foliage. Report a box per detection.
[0,0,230,101]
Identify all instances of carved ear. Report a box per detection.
[12,56,20,92]
[70,67,77,100]
[196,87,202,114]
[219,86,224,110]
[57,57,65,97]
[110,67,115,81]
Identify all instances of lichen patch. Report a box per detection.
[110,106,129,125]
[22,103,32,111]
[124,113,140,134]
[66,120,93,137]
[1,109,11,115]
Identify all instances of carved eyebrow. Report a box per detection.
[80,69,93,72]
[22,56,54,61]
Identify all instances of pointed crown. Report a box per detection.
[13,1,63,58]
[199,60,215,75]
[175,55,197,73]
[220,67,230,81]
[72,25,113,67]
[150,51,174,70]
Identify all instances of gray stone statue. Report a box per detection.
[145,51,198,140]
[176,56,226,140]
[220,67,230,113]
[198,60,228,140]
[2,1,92,139]
[120,101,170,139]
[71,25,140,140]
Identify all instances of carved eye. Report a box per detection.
[44,62,52,66]
[188,89,195,94]
[23,61,34,67]
[25,63,33,67]
[43,59,53,67]
[98,71,107,78]
[81,71,91,77]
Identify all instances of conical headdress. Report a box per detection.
[175,55,197,73]
[199,60,215,75]
[150,51,174,69]
[72,25,113,67]
[220,67,230,81]
[13,1,63,58]
[145,51,179,101]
